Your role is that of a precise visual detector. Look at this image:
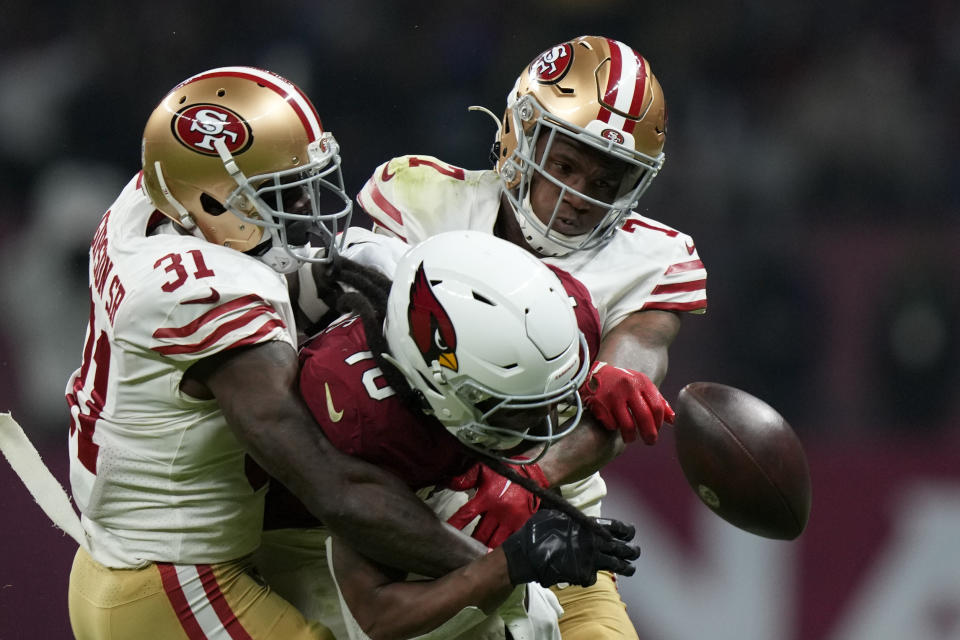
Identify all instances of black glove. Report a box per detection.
[501,509,641,587]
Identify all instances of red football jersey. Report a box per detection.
[298,264,600,489]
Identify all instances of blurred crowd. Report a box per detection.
[1,0,957,442]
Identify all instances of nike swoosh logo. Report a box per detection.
[685,242,696,255]
[325,383,344,422]
[380,163,395,182]
[182,288,221,305]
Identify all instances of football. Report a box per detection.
[672,382,812,540]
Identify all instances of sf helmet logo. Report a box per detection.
[173,104,253,156]
[531,43,574,84]
[601,128,625,144]
[408,262,458,372]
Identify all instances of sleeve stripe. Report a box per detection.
[152,309,285,355]
[665,259,704,275]
[360,178,404,226]
[225,319,288,351]
[642,300,708,312]
[152,295,267,340]
[651,279,706,295]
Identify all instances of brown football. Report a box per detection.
[673,382,811,540]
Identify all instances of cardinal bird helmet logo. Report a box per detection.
[407,262,458,372]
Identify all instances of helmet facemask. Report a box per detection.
[500,95,663,257]
[216,132,352,274]
[407,331,589,465]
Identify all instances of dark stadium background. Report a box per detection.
[1,2,958,638]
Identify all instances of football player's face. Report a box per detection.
[485,404,558,434]
[529,134,628,236]
[477,399,560,451]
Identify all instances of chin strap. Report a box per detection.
[510,192,579,258]
[153,162,196,230]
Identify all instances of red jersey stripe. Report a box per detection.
[642,299,707,312]
[158,564,208,640]
[226,318,288,351]
[665,259,705,275]
[197,564,255,640]
[651,279,707,295]
[364,179,405,226]
[152,295,268,340]
[152,310,284,356]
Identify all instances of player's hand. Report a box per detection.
[445,461,549,548]
[579,361,675,445]
[501,509,641,587]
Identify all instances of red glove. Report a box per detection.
[445,461,549,548]
[579,361,675,445]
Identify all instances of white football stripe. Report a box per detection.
[610,41,641,115]
[173,564,233,639]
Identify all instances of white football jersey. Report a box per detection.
[66,173,297,568]
[358,155,707,336]
[357,155,708,515]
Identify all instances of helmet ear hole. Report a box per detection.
[200,193,227,215]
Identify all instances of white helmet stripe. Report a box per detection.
[608,40,642,115]
[601,39,644,134]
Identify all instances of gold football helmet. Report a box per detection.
[141,66,352,273]
[493,36,666,256]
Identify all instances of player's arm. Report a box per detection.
[331,510,640,640]
[596,308,681,387]
[332,535,512,639]
[184,340,486,577]
[445,310,681,548]
[536,308,682,485]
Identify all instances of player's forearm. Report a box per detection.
[597,309,680,385]
[355,549,513,639]
[535,416,624,486]
[245,413,486,577]
[313,460,488,576]
[210,343,485,577]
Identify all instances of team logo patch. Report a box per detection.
[408,262,458,372]
[172,104,253,156]
[601,128,625,144]
[531,43,574,84]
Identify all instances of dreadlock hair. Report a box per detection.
[318,254,426,413]
[319,254,615,544]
